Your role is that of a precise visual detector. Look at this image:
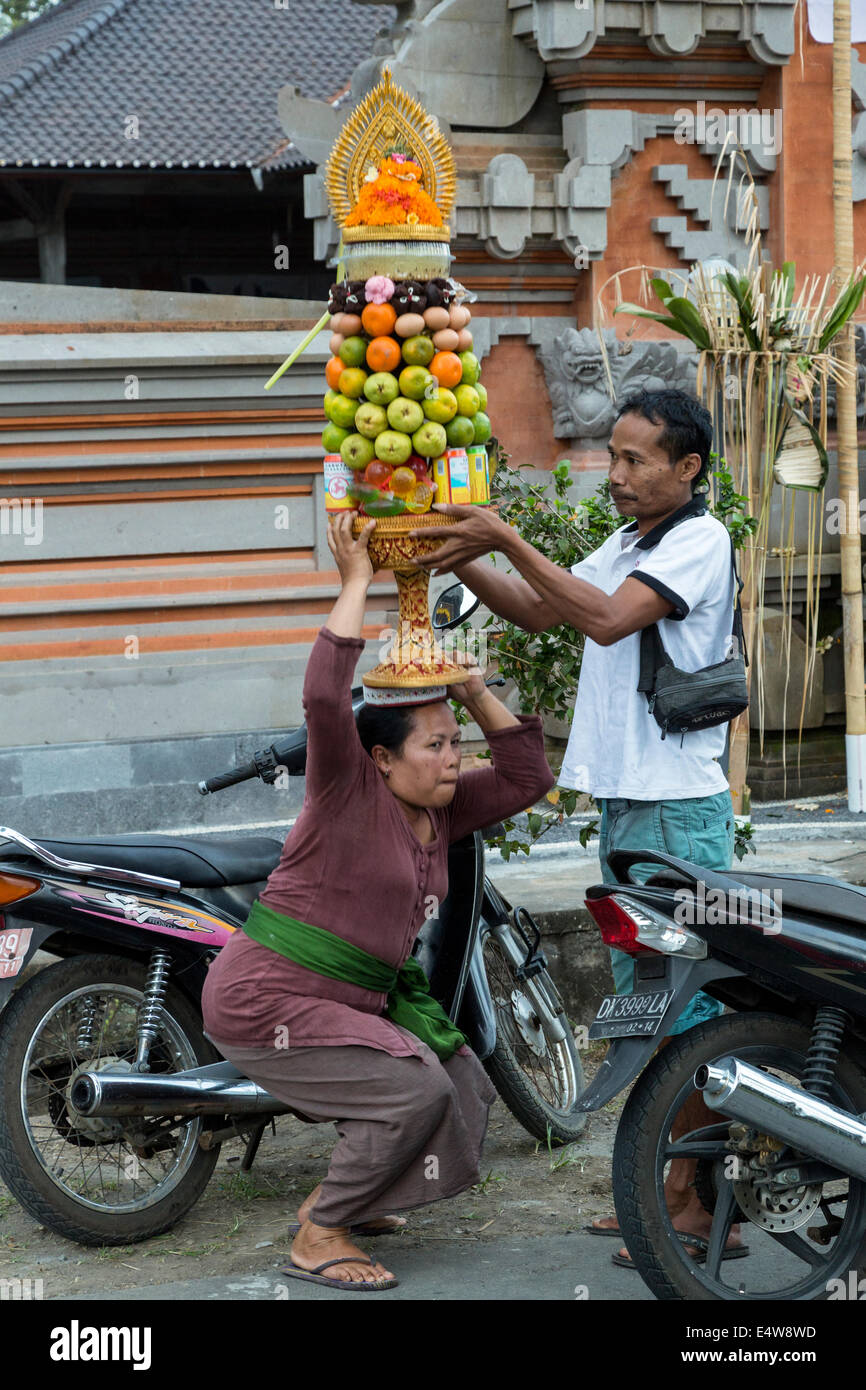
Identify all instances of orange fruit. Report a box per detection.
[429,350,462,389]
[325,356,344,390]
[366,336,402,373]
[361,301,397,337]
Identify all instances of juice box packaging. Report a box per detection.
[468,445,490,503]
[446,448,471,504]
[324,454,355,512]
[433,454,450,503]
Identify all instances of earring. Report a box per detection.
[382,769,391,778]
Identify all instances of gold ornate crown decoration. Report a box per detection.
[324,69,456,245]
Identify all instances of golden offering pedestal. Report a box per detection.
[353,511,464,701]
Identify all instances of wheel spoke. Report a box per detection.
[703,1182,740,1279]
[664,1141,730,1159]
[764,1227,826,1268]
[16,978,204,1216]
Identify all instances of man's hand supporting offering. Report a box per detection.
[410,503,674,646]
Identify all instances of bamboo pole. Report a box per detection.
[726,366,762,814]
[833,0,866,810]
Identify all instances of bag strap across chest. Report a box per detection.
[637,532,747,696]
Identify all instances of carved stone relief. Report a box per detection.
[529,324,697,441]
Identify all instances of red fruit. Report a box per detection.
[409,455,430,483]
[364,459,393,490]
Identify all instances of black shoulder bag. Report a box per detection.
[637,536,749,741]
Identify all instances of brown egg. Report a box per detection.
[432,327,460,351]
[449,304,471,330]
[394,312,426,338]
[329,332,345,355]
[330,313,345,334]
[423,306,451,332]
[340,313,363,336]
[456,328,474,352]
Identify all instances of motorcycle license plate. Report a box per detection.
[588,988,674,1039]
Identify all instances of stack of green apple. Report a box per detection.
[322,329,490,518]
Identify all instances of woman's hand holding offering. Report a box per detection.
[327,512,376,586]
[446,652,520,733]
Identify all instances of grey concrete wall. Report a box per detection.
[0,281,322,323]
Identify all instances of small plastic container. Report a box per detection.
[468,446,490,504]
[324,455,355,512]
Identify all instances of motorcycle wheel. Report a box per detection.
[0,953,222,1246]
[482,921,587,1144]
[612,1011,866,1300]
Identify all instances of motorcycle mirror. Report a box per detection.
[432,583,480,631]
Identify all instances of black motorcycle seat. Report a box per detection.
[2,834,285,888]
[647,866,866,931]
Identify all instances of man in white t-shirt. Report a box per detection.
[412,388,743,1263]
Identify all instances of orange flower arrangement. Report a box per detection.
[344,151,444,230]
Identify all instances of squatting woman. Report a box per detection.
[202,512,554,1290]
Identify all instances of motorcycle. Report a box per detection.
[0,584,584,1247]
[577,845,866,1300]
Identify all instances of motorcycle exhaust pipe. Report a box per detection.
[696,1056,866,1184]
[69,1062,288,1118]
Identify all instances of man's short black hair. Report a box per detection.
[614,389,713,492]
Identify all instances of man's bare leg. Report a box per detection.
[612,1089,741,1261]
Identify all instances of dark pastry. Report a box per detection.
[327,283,348,314]
[392,279,427,314]
[425,277,455,307]
[343,280,367,313]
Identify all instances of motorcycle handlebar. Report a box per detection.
[197,762,258,796]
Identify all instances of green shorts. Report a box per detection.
[597,791,735,1036]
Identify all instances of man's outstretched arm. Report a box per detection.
[415,505,673,644]
[450,558,560,633]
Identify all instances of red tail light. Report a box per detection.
[585,895,653,956]
[0,873,39,905]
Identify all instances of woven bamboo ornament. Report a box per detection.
[773,413,829,492]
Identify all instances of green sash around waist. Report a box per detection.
[242,898,467,1062]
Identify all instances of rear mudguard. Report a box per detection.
[576,954,744,1112]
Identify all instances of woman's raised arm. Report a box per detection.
[325,513,376,638]
[300,514,377,801]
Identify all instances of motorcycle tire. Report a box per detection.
[612,1010,866,1300]
[482,922,587,1145]
[0,953,222,1246]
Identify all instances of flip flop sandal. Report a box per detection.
[674,1232,751,1262]
[584,1219,622,1237]
[611,1233,750,1269]
[287,1219,406,1238]
[279,1256,399,1291]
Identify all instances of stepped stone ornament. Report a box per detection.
[534,326,696,441]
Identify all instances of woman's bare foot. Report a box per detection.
[297,1184,406,1233]
[290,1219,394,1286]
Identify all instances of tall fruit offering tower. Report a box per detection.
[320,71,493,704]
